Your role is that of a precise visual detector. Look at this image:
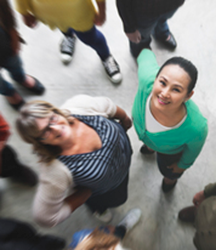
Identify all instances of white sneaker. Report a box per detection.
[102,55,122,84]
[93,209,113,223]
[117,208,142,233]
[60,35,76,65]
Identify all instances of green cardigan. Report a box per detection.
[132,49,208,169]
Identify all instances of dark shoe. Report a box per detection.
[162,178,177,193]
[178,206,196,223]
[23,76,45,95]
[6,91,25,111]
[8,99,25,111]
[60,35,76,65]
[102,55,122,84]
[156,32,177,50]
[1,145,38,186]
[140,144,155,155]
[12,164,38,187]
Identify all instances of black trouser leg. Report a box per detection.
[1,145,20,178]
[85,174,129,213]
[113,226,127,240]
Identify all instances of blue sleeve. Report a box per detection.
[69,229,93,249]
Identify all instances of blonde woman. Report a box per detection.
[16,95,132,226]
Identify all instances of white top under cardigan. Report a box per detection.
[33,95,117,227]
[145,94,187,133]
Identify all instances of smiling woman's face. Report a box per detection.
[151,64,193,112]
[35,113,71,146]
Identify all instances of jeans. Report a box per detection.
[64,25,110,61]
[130,9,177,57]
[0,55,25,96]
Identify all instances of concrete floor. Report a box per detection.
[0,0,216,249]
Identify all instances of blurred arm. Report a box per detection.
[94,0,106,26]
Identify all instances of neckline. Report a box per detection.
[147,93,187,130]
[60,116,103,157]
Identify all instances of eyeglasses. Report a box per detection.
[39,113,59,140]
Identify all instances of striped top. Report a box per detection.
[58,115,132,196]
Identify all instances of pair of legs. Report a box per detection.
[141,145,183,192]
[130,8,178,58]
[61,25,122,84]
[0,55,44,109]
[157,151,183,191]
[63,25,110,61]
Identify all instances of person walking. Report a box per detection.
[15,0,122,84]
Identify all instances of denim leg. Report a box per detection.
[3,55,26,84]
[71,26,110,61]
[157,151,183,180]
[0,72,16,96]
[153,9,177,40]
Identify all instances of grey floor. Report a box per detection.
[0,0,216,249]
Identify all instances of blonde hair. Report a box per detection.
[73,229,129,250]
[16,100,74,163]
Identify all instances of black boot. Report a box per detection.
[1,145,38,186]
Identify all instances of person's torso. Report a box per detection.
[133,0,185,17]
[30,0,96,32]
[58,115,132,195]
[132,78,207,155]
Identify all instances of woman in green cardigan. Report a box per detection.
[132,49,208,192]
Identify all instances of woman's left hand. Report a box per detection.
[120,115,132,131]
[167,163,185,174]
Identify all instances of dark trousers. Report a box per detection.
[114,226,126,239]
[130,9,177,58]
[85,173,129,213]
[157,151,183,180]
[1,145,21,178]
[0,218,65,250]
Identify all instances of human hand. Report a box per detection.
[167,163,185,174]
[94,1,106,26]
[94,11,106,26]
[120,115,132,131]
[126,30,141,44]
[193,190,205,207]
[22,13,37,28]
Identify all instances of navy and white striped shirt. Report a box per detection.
[58,115,132,196]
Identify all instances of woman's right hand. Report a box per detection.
[120,115,132,131]
[193,190,205,207]
[22,13,37,28]
[126,30,141,44]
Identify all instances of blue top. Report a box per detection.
[69,227,111,249]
